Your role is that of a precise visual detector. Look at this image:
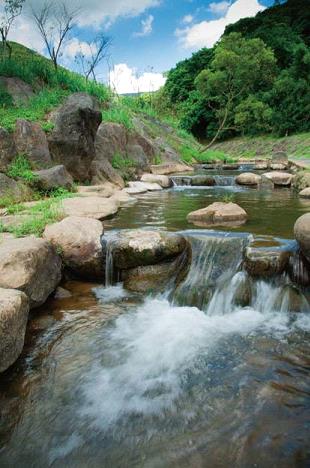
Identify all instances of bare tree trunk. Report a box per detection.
[199,106,229,153]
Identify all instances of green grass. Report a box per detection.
[102,105,133,130]
[0,41,110,131]
[195,150,236,163]
[6,154,37,182]
[220,193,235,203]
[111,153,135,169]
[153,154,163,165]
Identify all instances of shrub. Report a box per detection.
[112,153,135,169]
[102,105,133,130]
[7,155,37,183]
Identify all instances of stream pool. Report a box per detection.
[0,170,309,467]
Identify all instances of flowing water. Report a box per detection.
[0,169,310,467]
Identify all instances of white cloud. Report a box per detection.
[182,14,194,24]
[133,14,154,37]
[208,1,231,15]
[7,0,161,51]
[62,38,97,60]
[177,0,265,50]
[109,63,166,94]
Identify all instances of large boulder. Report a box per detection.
[0,288,29,373]
[236,172,262,186]
[33,165,74,191]
[150,163,193,175]
[293,171,310,192]
[127,181,162,192]
[187,202,247,227]
[77,182,116,198]
[14,119,51,168]
[0,173,31,200]
[263,171,294,186]
[43,216,104,279]
[244,247,290,277]
[91,122,126,188]
[140,173,172,188]
[0,77,34,105]
[0,237,61,308]
[48,93,102,181]
[294,214,310,263]
[191,175,215,186]
[0,128,16,172]
[61,196,119,220]
[107,229,187,270]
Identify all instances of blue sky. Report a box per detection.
[7,0,274,93]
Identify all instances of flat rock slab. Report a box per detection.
[61,196,119,220]
[151,163,193,175]
[187,202,247,227]
[141,173,172,188]
[0,237,61,308]
[77,182,117,198]
[0,288,29,373]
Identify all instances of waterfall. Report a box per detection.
[288,250,310,287]
[170,176,192,187]
[214,175,235,186]
[101,232,120,287]
[172,232,249,310]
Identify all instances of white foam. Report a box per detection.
[80,296,307,428]
[93,284,127,303]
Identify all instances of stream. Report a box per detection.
[0,168,309,467]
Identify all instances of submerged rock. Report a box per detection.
[0,237,61,308]
[44,216,104,279]
[187,202,247,227]
[244,247,290,277]
[235,172,262,186]
[0,288,29,373]
[140,173,172,188]
[294,213,310,263]
[110,229,187,270]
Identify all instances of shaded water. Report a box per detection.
[0,172,310,467]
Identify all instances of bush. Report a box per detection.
[7,155,37,183]
[102,105,133,130]
[111,153,135,169]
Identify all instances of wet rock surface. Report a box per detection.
[294,213,310,263]
[244,247,290,277]
[236,172,262,186]
[0,288,29,373]
[44,216,104,279]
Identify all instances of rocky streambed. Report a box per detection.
[0,163,310,467]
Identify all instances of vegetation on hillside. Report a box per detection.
[161,0,310,143]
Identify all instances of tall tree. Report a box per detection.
[196,33,276,150]
[31,0,80,71]
[0,0,25,58]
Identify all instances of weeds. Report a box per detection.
[112,153,135,170]
[6,155,37,183]
[102,106,133,130]
[220,193,235,203]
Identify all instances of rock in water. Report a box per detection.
[109,229,187,270]
[187,202,247,227]
[299,188,310,198]
[44,216,104,279]
[262,171,294,186]
[191,175,215,186]
[294,213,310,263]
[0,288,29,372]
[293,171,310,191]
[48,93,102,182]
[236,172,262,186]
[0,237,61,308]
[244,247,290,277]
[150,163,193,175]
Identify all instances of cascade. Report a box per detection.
[213,175,235,186]
[170,175,192,187]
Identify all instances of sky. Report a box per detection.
[4,0,274,93]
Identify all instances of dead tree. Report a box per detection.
[0,0,25,59]
[31,0,80,70]
[75,34,111,82]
